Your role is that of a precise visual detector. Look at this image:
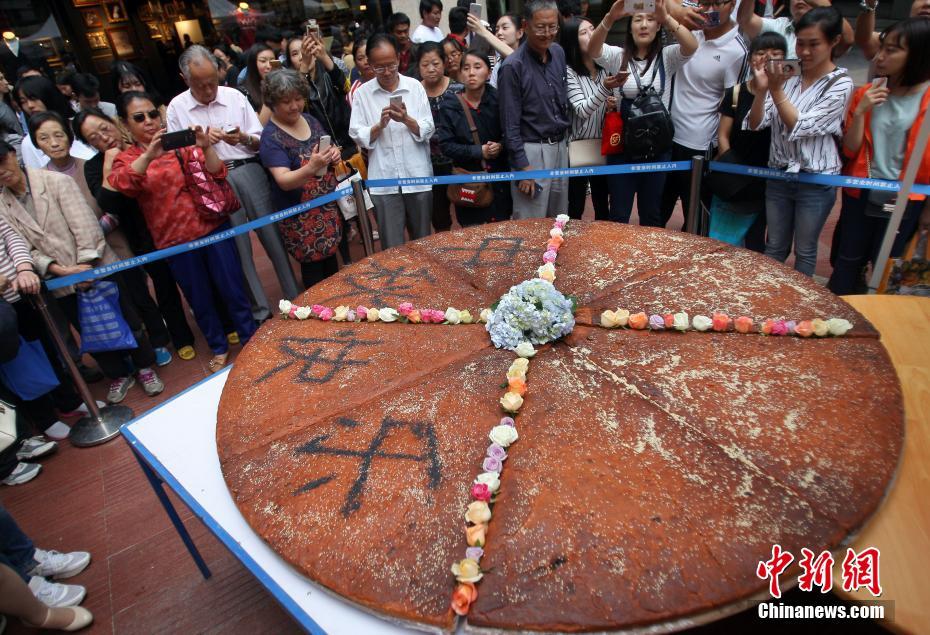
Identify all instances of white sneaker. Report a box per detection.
[28,576,86,608]
[29,549,91,580]
[44,421,71,441]
[2,462,41,485]
[17,436,58,461]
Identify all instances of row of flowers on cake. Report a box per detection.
[538,214,571,280]
[278,299,490,325]
[449,355,529,617]
[599,310,854,336]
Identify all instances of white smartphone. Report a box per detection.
[624,0,656,13]
[316,135,332,176]
[872,76,888,89]
[390,95,403,107]
[223,125,239,135]
[768,59,801,76]
[469,3,483,18]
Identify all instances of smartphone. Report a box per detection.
[624,0,655,13]
[390,95,403,107]
[223,125,239,135]
[768,58,801,76]
[316,135,332,176]
[269,59,283,70]
[703,10,721,26]
[306,19,320,37]
[532,182,543,198]
[872,76,888,89]
[160,128,196,151]
[469,2,483,18]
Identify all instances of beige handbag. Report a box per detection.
[568,138,606,167]
[0,399,16,453]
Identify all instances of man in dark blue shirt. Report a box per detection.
[497,0,571,218]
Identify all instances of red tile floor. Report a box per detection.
[0,193,866,634]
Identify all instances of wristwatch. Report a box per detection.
[859,0,878,12]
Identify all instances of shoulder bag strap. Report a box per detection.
[457,93,488,171]
[817,71,848,102]
[732,82,741,110]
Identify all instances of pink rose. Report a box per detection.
[542,250,557,264]
[471,483,492,502]
[288,306,299,318]
[311,304,326,316]
[319,307,335,321]
[554,220,566,229]
[771,320,789,336]
[356,306,368,320]
[429,309,446,323]
[398,302,414,317]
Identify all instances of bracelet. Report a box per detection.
[774,95,790,106]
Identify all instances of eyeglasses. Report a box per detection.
[130,109,161,123]
[84,122,115,145]
[531,25,560,35]
[698,0,731,7]
[372,63,399,74]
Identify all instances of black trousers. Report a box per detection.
[121,265,170,349]
[300,255,340,289]
[659,142,713,230]
[145,260,196,350]
[567,174,610,221]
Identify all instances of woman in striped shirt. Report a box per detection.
[562,17,621,220]
[746,6,853,276]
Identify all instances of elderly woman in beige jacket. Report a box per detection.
[0,139,164,404]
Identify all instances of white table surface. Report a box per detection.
[121,368,420,635]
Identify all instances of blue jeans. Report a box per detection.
[0,505,36,582]
[764,179,837,276]
[605,151,670,225]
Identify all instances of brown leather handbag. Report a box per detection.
[447,94,494,208]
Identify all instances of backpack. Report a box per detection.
[621,57,674,162]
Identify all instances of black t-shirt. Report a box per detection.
[719,81,771,168]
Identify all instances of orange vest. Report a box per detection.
[842,84,930,200]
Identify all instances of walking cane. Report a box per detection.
[30,293,132,447]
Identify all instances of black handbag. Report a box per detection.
[706,84,759,204]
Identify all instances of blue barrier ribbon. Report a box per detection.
[364,160,693,189]
[46,189,349,291]
[708,161,930,195]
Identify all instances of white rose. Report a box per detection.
[380,308,399,322]
[445,307,461,324]
[500,391,524,412]
[692,315,713,332]
[515,341,536,358]
[614,309,630,327]
[475,472,500,493]
[279,299,293,314]
[489,424,519,448]
[550,227,563,238]
[672,312,690,332]
[294,306,312,320]
[826,318,852,336]
[556,213,570,223]
[479,308,493,323]
[333,305,350,321]
[367,307,381,322]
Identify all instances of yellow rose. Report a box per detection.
[500,391,524,412]
[366,307,380,322]
[812,318,829,337]
[601,310,621,328]
[614,309,630,326]
[465,500,492,524]
[451,558,483,583]
[539,269,555,283]
[333,305,350,321]
[479,308,493,323]
[459,310,474,324]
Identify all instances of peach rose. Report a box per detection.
[734,316,753,334]
[628,312,649,329]
[508,377,527,396]
[466,522,488,546]
[465,500,492,524]
[408,309,422,323]
[794,319,813,337]
[451,582,478,616]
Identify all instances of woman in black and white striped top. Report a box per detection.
[746,7,853,276]
[561,17,624,220]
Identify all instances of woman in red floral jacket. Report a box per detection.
[108,91,255,371]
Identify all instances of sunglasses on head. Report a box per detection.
[130,109,160,123]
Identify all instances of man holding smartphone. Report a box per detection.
[737,0,854,55]
[167,45,301,321]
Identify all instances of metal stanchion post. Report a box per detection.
[30,294,132,447]
[352,179,376,257]
[685,155,705,235]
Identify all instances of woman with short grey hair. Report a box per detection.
[258,69,344,289]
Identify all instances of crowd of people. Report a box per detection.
[1,0,930,622]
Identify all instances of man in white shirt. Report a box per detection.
[167,45,301,320]
[659,0,747,229]
[349,34,435,249]
[412,0,446,43]
[737,0,854,56]
[71,73,117,118]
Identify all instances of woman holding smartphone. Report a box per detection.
[259,70,344,288]
[240,44,278,126]
[466,13,524,87]
[587,0,698,225]
[829,17,930,294]
[108,91,255,372]
[746,6,853,277]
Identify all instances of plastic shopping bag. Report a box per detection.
[0,337,60,401]
[77,280,138,353]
